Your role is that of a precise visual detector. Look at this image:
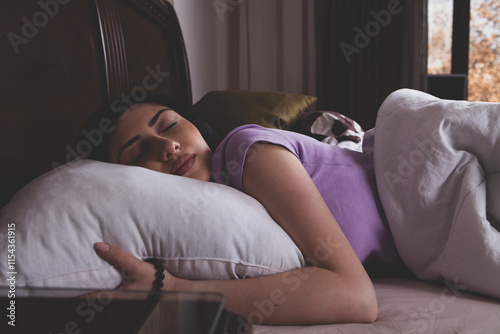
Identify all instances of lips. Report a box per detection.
[172,153,196,176]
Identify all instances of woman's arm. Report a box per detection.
[232,143,377,323]
[95,143,377,325]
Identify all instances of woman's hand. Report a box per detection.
[93,242,177,292]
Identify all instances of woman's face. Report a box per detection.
[108,103,212,182]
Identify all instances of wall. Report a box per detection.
[174,0,220,103]
[174,0,316,104]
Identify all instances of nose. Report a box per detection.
[157,137,180,161]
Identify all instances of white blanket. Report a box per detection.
[373,89,500,300]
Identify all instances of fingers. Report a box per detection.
[93,242,145,275]
[93,242,172,292]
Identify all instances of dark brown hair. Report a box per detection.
[82,93,221,162]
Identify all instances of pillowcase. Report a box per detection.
[0,159,304,290]
[192,90,317,137]
[293,110,365,152]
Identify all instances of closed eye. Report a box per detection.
[160,122,177,133]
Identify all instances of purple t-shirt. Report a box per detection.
[211,125,401,269]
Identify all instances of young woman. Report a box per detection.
[88,95,402,325]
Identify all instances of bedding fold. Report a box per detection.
[373,88,500,299]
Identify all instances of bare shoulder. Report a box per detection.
[242,142,377,322]
[241,142,348,262]
[242,142,310,209]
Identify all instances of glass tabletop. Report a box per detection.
[0,286,226,334]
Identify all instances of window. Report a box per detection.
[427,0,500,102]
[468,0,500,101]
[428,0,453,74]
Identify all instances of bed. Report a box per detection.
[1,0,500,333]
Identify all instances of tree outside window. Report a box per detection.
[428,0,500,102]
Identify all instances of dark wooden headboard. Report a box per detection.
[0,0,191,207]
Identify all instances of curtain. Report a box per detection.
[315,0,428,130]
[177,0,427,129]
[214,0,316,96]
[176,0,316,101]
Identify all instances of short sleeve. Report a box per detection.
[211,125,299,191]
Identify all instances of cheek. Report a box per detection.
[143,160,171,174]
[137,153,162,171]
[185,125,210,149]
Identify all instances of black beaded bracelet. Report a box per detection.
[144,258,165,300]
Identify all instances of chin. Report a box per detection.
[191,170,211,182]
[193,174,210,182]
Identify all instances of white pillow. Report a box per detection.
[0,159,304,290]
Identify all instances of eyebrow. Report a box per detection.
[116,108,172,163]
[148,108,171,127]
[117,135,140,163]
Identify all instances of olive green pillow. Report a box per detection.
[192,90,317,137]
